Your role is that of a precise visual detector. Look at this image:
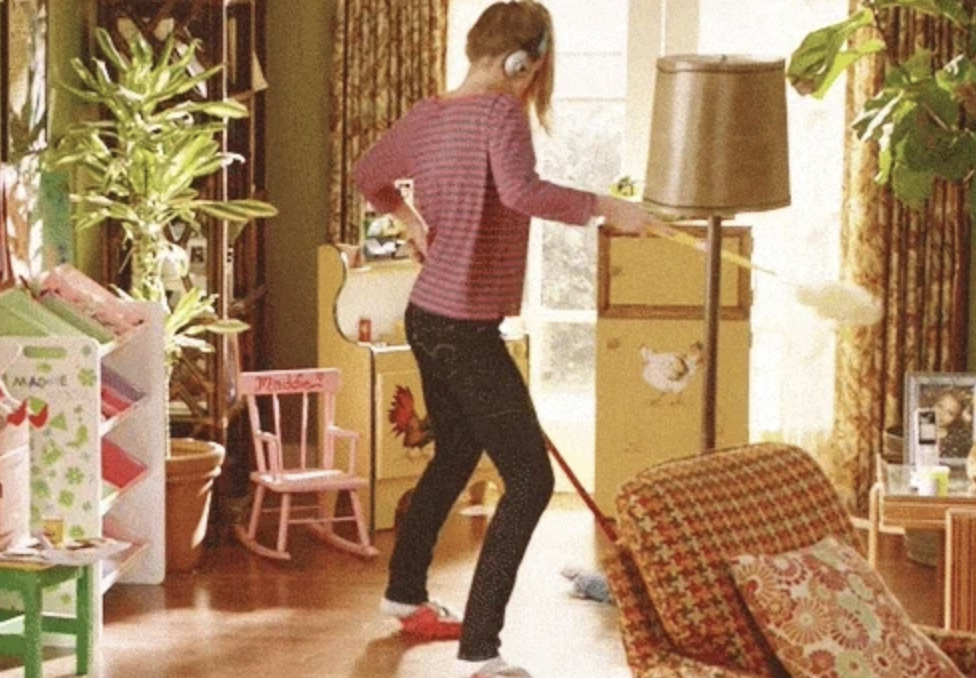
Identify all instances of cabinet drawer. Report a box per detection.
[599,226,752,319]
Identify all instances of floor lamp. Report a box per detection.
[642,55,791,452]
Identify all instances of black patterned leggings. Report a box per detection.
[385,303,555,661]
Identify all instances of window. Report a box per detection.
[696,0,849,445]
[447,0,847,488]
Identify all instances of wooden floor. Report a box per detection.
[0,494,941,678]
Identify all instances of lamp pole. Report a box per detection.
[701,214,723,451]
[643,54,791,456]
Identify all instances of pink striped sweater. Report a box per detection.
[353,93,596,321]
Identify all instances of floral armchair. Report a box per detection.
[602,442,976,678]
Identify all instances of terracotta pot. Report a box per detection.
[166,438,225,573]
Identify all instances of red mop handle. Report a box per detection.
[544,433,618,543]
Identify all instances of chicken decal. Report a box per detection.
[388,385,434,458]
[639,341,704,405]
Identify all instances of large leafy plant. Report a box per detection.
[48,27,277,371]
[788,0,976,222]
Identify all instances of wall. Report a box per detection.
[264,0,336,370]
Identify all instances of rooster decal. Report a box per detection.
[639,341,704,405]
[388,385,434,457]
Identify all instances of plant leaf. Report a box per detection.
[185,100,250,120]
[201,319,250,335]
[891,158,935,207]
[95,28,130,72]
[787,9,881,98]
[196,199,279,223]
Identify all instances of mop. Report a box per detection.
[546,225,883,602]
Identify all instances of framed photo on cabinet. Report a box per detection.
[905,371,976,467]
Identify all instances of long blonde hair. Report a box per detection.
[465,1,555,131]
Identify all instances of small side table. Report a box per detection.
[0,562,93,678]
[869,463,976,632]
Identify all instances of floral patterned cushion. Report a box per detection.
[728,537,964,678]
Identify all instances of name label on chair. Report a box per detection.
[242,371,332,395]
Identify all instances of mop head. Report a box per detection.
[793,281,882,327]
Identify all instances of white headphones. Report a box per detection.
[504,50,532,78]
[503,29,550,79]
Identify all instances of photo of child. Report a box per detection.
[918,385,975,463]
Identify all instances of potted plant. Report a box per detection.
[787,1,976,224]
[47,27,277,571]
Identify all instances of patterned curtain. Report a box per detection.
[824,4,971,511]
[327,0,449,244]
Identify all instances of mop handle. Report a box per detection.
[645,226,782,279]
[544,433,619,543]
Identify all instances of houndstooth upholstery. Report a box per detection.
[603,442,976,678]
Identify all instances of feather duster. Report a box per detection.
[652,227,883,327]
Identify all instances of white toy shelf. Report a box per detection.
[0,276,166,663]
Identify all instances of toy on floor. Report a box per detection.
[561,566,614,605]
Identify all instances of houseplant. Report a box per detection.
[787,0,976,223]
[49,27,276,369]
[47,27,277,571]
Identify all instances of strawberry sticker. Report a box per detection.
[6,400,27,426]
[28,402,50,428]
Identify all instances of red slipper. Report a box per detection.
[397,602,462,640]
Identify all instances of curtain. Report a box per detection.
[0,167,12,289]
[824,4,970,511]
[327,0,449,244]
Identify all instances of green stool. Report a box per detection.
[0,563,93,678]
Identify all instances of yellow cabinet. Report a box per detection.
[594,227,752,513]
[318,246,526,531]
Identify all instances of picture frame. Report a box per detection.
[905,371,976,467]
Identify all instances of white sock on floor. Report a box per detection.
[456,657,495,678]
[456,656,529,678]
[379,597,420,619]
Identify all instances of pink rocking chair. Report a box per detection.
[235,368,378,560]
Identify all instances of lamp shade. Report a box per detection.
[644,55,791,218]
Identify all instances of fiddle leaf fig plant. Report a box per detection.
[788,0,976,222]
[48,27,277,372]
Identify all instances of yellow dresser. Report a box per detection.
[317,246,526,531]
[594,226,752,513]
